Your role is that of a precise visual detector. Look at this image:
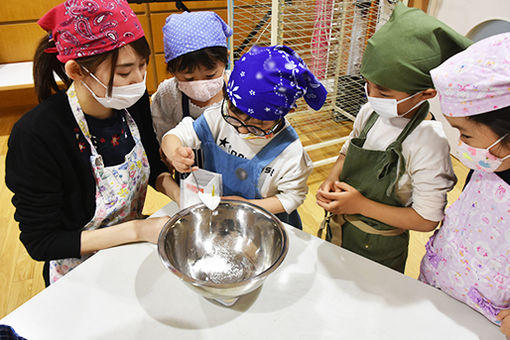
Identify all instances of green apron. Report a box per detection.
[328,102,429,273]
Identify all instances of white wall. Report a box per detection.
[427,0,510,153]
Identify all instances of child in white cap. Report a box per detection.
[420,33,510,337]
[151,11,232,143]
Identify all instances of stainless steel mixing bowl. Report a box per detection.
[157,200,289,306]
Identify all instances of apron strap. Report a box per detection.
[192,114,214,145]
[358,111,380,141]
[377,101,430,197]
[344,214,405,236]
[181,92,190,118]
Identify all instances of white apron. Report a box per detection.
[49,84,150,284]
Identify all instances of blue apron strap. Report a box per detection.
[252,125,299,167]
[192,114,214,144]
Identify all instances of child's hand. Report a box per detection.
[316,179,338,203]
[171,146,195,173]
[316,181,368,215]
[497,309,510,337]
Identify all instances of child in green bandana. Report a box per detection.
[316,3,472,273]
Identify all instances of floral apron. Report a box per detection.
[420,170,510,324]
[49,84,150,284]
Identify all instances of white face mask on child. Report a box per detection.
[455,134,510,172]
[364,84,424,119]
[178,76,224,102]
[82,67,146,110]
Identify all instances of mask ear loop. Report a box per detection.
[488,133,510,160]
[81,66,109,90]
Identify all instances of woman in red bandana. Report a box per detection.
[5,0,177,285]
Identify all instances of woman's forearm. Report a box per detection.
[80,219,139,255]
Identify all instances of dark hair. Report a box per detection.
[468,105,510,147]
[166,46,228,74]
[33,36,151,102]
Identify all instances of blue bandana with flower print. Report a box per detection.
[227,45,327,121]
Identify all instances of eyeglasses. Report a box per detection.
[221,100,282,137]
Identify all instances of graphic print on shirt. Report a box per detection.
[216,135,276,176]
[217,135,246,158]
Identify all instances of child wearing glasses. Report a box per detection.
[161,45,327,228]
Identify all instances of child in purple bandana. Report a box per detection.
[161,45,327,229]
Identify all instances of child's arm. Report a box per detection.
[316,181,439,232]
[155,172,180,204]
[222,195,286,214]
[497,310,510,337]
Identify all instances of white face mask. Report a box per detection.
[364,84,424,119]
[178,76,224,102]
[82,68,146,110]
[455,134,510,172]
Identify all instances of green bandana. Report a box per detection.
[360,3,472,93]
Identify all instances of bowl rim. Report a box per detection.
[157,199,289,289]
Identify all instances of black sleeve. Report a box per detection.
[130,91,168,188]
[5,124,82,261]
[463,169,474,191]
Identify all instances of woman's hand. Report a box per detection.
[136,216,170,244]
[497,309,510,337]
[316,181,368,215]
[171,146,196,173]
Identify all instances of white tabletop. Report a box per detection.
[1,202,504,339]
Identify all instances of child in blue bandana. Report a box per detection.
[161,45,327,228]
[151,11,232,143]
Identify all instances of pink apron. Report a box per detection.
[49,84,150,284]
[420,170,510,324]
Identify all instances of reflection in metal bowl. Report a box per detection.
[157,200,288,306]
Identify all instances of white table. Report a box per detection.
[1,202,504,339]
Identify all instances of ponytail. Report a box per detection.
[33,36,71,102]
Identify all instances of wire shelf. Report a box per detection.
[228,0,395,165]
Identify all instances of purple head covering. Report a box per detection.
[227,45,327,121]
[431,32,510,117]
[163,11,232,63]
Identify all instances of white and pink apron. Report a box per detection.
[420,170,510,324]
[49,84,150,284]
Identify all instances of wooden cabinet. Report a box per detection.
[0,1,228,95]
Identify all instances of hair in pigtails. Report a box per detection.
[33,36,71,102]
